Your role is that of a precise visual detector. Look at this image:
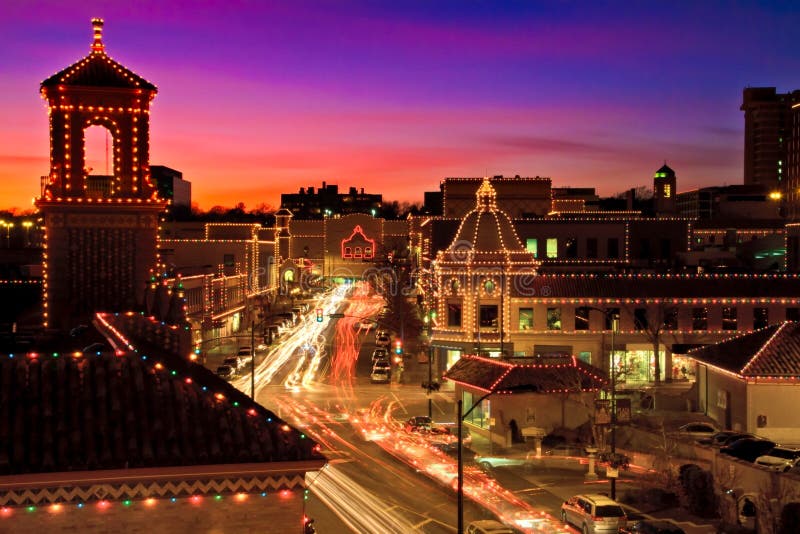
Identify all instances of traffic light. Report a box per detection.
[316,308,323,322]
[394,338,403,355]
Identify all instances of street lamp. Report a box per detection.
[22,221,33,247]
[456,384,535,534]
[424,312,434,419]
[587,306,620,499]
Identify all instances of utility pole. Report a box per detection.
[250,320,256,400]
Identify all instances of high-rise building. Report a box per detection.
[740,87,800,193]
[35,19,167,329]
[653,164,677,215]
[786,99,800,221]
[151,165,191,208]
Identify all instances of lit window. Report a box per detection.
[526,238,538,257]
[664,184,671,198]
[343,246,352,258]
[547,308,561,330]
[518,308,533,330]
[546,238,557,258]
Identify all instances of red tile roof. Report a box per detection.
[688,321,800,377]
[41,51,156,91]
[443,354,607,393]
[0,351,322,475]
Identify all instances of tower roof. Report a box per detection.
[448,178,525,253]
[655,163,675,177]
[41,18,156,91]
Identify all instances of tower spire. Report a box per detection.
[91,18,104,52]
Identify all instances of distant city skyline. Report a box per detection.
[1,1,799,211]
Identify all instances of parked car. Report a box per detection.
[222,356,245,370]
[676,422,718,440]
[754,447,800,472]
[720,438,777,463]
[697,431,754,447]
[560,494,627,534]
[370,367,390,384]
[465,519,517,534]
[476,454,531,472]
[372,348,389,362]
[405,416,433,433]
[625,520,685,533]
[216,365,236,380]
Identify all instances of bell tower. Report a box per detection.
[36,19,167,329]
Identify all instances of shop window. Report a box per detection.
[547,307,561,330]
[662,307,678,330]
[722,307,738,330]
[692,307,708,330]
[634,308,648,330]
[448,303,462,327]
[605,308,620,330]
[518,308,533,330]
[607,238,619,259]
[587,238,598,259]
[546,238,558,259]
[575,307,590,330]
[753,307,769,330]
[578,351,592,364]
[565,238,578,258]
[787,307,800,322]
[479,305,499,330]
[526,238,538,258]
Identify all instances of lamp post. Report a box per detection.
[588,306,619,499]
[22,221,32,247]
[457,384,535,534]
[424,312,434,419]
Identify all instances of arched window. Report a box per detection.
[283,269,294,282]
[364,247,372,258]
[354,246,362,258]
[343,246,352,258]
[450,278,460,294]
[483,279,495,294]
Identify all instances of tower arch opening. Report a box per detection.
[83,124,115,197]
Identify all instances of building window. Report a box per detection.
[663,307,678,330]
[449,278,460,294]
[634,308,648,330]
[787,307,800,322]
[753,307,769,330]
[546,238,558,258]
[343,246,352,258]
[526,238,538,258]
[364,246,373,258]
[722,307,738,330]
[575,307,590,330]
[605,308,620,330]
[578,351,592,364]
[692,307,708,330]
[587,238,598,259]
[448,303,462,327]
[518,308,533,330]
[639,238,651,259]
[607,238,619,259]
[565,238,578,258]
[223,254,235,267]
[547,307,561,330]
[483,279,496,294]
[664,184,671,198]
[354,246,362,258]
[480,305,499,330]
[660,238,671,259]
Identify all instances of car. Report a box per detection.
[754,447,800,472]
[465,519,517,534]
[720,438,777,463]
[476,454,531,472]
[676,422,718,439]
[222,356,245,370]
[370,368,390,383]
[697,431,754,447]
[405,416,433,432]
[625,520,686,533]
[375,332,391,348]
[372,359,391,372]
[560,494,627,534]
[216,365,236,380]
[372,348,389,362]
[544,443,586,457]
[237,346,253,357]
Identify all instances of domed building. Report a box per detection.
[432,178,538,368]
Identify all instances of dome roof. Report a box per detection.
[41,19,156,91]
[440,178,535,266]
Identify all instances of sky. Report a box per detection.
[1,1,799,212]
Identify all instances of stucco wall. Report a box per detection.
[0,491,304,534]
[749,383,800,445]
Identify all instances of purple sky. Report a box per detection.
[1,1,799,211]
